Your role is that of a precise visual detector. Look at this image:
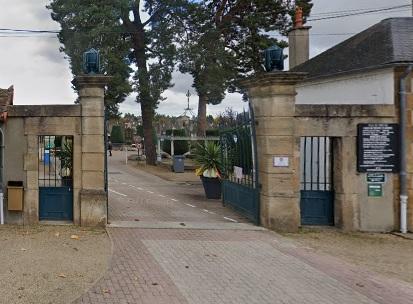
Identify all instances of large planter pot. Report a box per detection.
[200,176,222,199]
[61,176,73,187]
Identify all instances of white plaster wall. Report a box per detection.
[296,69,395,105]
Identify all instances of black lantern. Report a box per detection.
[83,48,101,74]
[264,45,284,72]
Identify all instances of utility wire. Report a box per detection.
[309,3,411,17]
[0,28,59,33]
[308,4,411,21]
[0,4,410,36]
[0,35,57,38]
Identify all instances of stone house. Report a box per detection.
[294,17,413,232]
[243,17,413,233]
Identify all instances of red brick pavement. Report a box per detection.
[74,228,413,304]
[74,154,413,304]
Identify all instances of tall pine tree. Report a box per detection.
[48,0,188,165]
[179,0,313,136]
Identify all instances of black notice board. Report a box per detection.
[357,123,400,173]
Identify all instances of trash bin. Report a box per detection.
[44,150,51,164]
[173,155,185,173]
[7,181,23,211]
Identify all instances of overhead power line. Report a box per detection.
[0,35,57,38]
[307,4,411,21]
[0,28,59,34]
[309,3,411,17]
[0,3,410,37]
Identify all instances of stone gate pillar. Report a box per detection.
[243,72,306,232]
[74,75,110,227]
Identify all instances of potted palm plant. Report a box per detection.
[58,140,73,187]
[194,142,222,199]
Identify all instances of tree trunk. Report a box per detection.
[197,94,207,137]
[130,28,157,165]
[141,102,156,165]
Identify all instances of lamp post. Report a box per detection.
[264,45,284,72]
[83,48,101,74]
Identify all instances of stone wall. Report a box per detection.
[243,72,306,232]
[295,105,397,232]
[2,75,109,227]
[244,72,405,233]
[5,105,82,225]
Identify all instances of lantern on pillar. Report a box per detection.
[264,45,284,72]
[83,48,101,74]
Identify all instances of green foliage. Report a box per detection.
[178,3,235,105]
[136,125,144,138]
[221,126,253,176]
[162,129,189,155]
[111,125,124,143]
[194,142,222,177]
[47,0,133,118]
[54,136,62,148]
[178,0,313,134]
[48,0,190,164]
[57,139,73,177]
[206,129,219,137]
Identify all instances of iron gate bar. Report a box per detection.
[324,137,327,190]
[220,105,259,224]
[303,138,307,190]
[301,137,333,191]
[310,137,313,190]
[38,135,74,221]
[317,137,320,190]
[300,136,334,226]
[104,109,109,222]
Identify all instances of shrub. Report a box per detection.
[194,142,222,178]
[136,125,144,137]
[206,129,220,137]
[110,125,124,143]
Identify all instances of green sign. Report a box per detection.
[367,173,386,184]
[368,184,383,197]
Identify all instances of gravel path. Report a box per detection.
[0,225,110,304]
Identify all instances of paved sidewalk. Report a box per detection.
[74,152,413,304]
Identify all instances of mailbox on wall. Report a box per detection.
[7,181,23,211]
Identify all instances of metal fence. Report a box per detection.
[300,136,333,191]
[220,109,260,224]
[38,135,73,187]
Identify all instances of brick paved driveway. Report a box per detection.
[74,152,413,304]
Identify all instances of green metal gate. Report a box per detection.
[39,135,73,221]
[220,108,260,224]
[300,137,334,225]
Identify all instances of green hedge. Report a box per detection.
[162,129,189,155]
[110,125,124,143]
[206,129,220,137]
[136,125,144,137]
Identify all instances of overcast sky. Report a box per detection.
[0,0,411,117]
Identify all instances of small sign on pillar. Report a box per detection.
[273,156,289,167]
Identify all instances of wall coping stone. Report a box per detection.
[241,72,308,89]
[8,105,81,117]
[295,104,396,118]
[73,75,112,89]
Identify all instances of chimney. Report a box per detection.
[288,7,311,69]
